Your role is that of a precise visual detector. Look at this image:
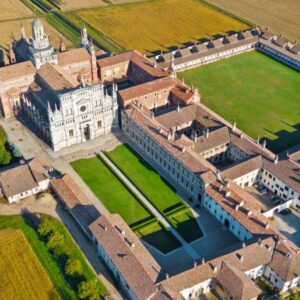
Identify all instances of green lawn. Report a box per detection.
[71,157,180,253]
[71,157,151,226]
[178,51,300,153]
[0,214,106,300]
[107,144,203,242]
[134,221,180,253]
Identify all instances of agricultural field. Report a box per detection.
[207,0,300,42]
[0,229,58,300]
[71,156,180,253]
[0,214,106,299]
[178,51,300,153]
[0,17,73,50]
[75,0,248,54]
[0,0,34,21]
[58,0,107,11]
[107,144,203,242]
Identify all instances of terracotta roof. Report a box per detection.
[37,63,79,91]
[50,174,100,229]
[125,106,213,177]
[57,48,91,67]
[216,262,262,300]
[119,77,191,107]
[222,155,263,180]
[205,180,271,235]
[194,127,230,154]
[89,214,161,300]
[0,61,35,82]
[268,239,300,281]
[97,51,132,69]
[263,157,300,194]
[290,44,300,54]
[261,31,274,40]
[0,159,48,198]
[162,237,275,292]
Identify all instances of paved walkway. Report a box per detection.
[99,151,200,261]
[0,194,122,300]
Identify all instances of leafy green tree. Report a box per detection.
[0,125,7,144]
[0,144,11,165]
[65,258,83,277]
[47,231,65,256]
[38,216,56,237]
[78,280,100,300]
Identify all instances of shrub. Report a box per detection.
[78,280,100,300]
[47,231,65,256]
[65,258,83,277]
[38,216,56,237]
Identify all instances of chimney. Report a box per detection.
[232,121,237,132]
[177,104,180,112]
[265,223,269,229]
[242,242,246,248]
[201,257,205,264]
[213,266,218,273]
[182,147,186,153]
[274,155,278,164]
[159,128,163,135]
[165,273,169,279]
[256,136,260,144]
[167,131,172,140]
[130,242,135,248]
[226,191,231,198]
[235,204,239,211]
[205,128,209,138]
[247,210,252,216]
[262,139,267,148]
[194,261,197,268]
[240,132,244,139]
[240,200,245,207]
[151,112,154,120]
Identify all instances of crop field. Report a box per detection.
[59,0,107,11]
[75,0,248,54]
[71,156,180,253]
[0,0,34,21]
[178,51,300,153]
[207,0,300,42]
[0,229,58,300]
[0,17,73,50]
[107,144,203,242]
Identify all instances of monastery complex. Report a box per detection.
[0,18,300,300]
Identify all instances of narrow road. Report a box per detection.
[99,151,200,261]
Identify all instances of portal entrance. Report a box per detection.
[224,219,230,228]
[83,124,91,140]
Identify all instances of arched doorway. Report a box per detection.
[224,219,230,228]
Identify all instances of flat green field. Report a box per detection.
[107,144,203,242]
[71,157,180,253]
[75,0,248,54]
[178,51,300,153]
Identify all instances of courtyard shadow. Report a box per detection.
[263,122,300,153]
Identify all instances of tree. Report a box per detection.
[47,231,65,256]
[0,125,7,144]
[0,144,11,165]
[65,258,83,277]
[38,216,56,237]
[78,280,100,300]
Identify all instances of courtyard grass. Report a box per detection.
[178,51,300,153]
[74,0,248,54]
[71,157,180,253]
[107,144,203,242]
[0,214,106,300]
[0,229,58,300]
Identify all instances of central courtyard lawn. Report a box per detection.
[107,144,203,242]
[75,0,248,54]
[178,51,300,153]
[71,157,180,253]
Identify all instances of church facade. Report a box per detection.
[0,19,119,151]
